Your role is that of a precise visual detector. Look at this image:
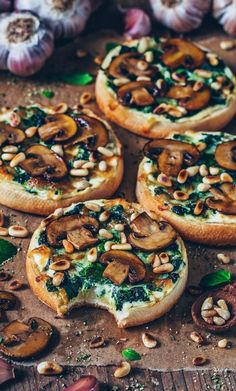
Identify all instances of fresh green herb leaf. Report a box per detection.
[106,42,119,53]
[0,336,4,344]
[41,89,54,98]
[0,239,17,266]
[200,269,232,288]
[122,348,141,361]
[59,72,93,86]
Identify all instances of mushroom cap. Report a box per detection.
[161,38,205,69]
[166,85,211,111]
[108,52,158,79]
[117,81,158,107]
[0,122,25,146]
[206,183,236,215]
[215,141,236,171]
[38,114,77,143]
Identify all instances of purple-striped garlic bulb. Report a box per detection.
[0,11,54,76]
[124,8,151,38]
[150,0,211,33]
[213,0,236,36]
[15,0,92,39]
[0,0,12,12]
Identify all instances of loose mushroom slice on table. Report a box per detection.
[20,145,68,180]
[0,122,25,146]
[128,212,177,251]
[118,81,159,106]
[0,317,53,359]
[166,85,211,111]
[144,139,199,177]
[215,141,236,171]
[46,215,99,249]
[206,183,236,214]
[100,250,146,285]
[161,38,205,69]
[108,52,157,79]
[38,114,77,142]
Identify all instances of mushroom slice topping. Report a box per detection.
[128,213,176,251]
[118,81,158,107]
[206,183,236,215]
[161,38,205,69]
[108,52,157,79]
[215,141,236,171]
[0,291,17,310]
[0,122,25,146]
[20,145,68,180]
[38,114,77,143]
[47,215,99,248]
[166,85,211,111]
[144,139,199,177]
[100,250,146,285]
[66,114,108,151]
[0,317,53,359]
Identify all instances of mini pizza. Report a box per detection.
[137,131,236,246]
[96,37,236,138]
[0,105,123,215]
[26,199,188,328]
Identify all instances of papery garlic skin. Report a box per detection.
[0,358,15,385]
[0,0,12,12]
[125,8,151,38]
[0,11,54,76]
[213,0,236,36]
[15,0,92,39]
[150,0,211,33]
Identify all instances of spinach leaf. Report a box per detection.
[200,269,232,288]
[0,239,17,266]
[122,348,141,361]
[59,72,93,86]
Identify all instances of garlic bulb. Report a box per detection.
[0,358,15,385]
[150,0,211,32]
[15,0,92,39]
[0,11,54,76]
[0,1,12,12]
[124,8,151,38]
[213,0,236,35]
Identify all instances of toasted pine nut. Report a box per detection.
[85,202,101,212]
[157,173,172,187]
[49,260,70,271]
[153,263,174,274]
[186,166,199,176]
[193,81,203,92]
[138,37,150,53]
[0,227,9,236]
[114,223,124,231]
[194,200,204,216]
[2,145,18,153]
[111,243,132,251]
[137,76,151,82]
[25,126,37,138]
[62,239,74,254]
[120,232,127,244]
[211,81,221,91]
[73,160,87,168]
[1,153,15,161]
[0,210,4,227]
[209,167,219,175]
[152,254,161,268]
[82,161,95,169]
[72,179,90,190]
[114,361,131,378]
[214,307,230,321]
[37,361,63,375]
[208,56,219,66]
[80,92,93,105]
[137,60,148,71]
[9,279,23,290]
[190,331,204,344]
[53,102,68,114]
[177,169,188,184]
[201,309,217,318]
[8,225,29,238]
[89,336,105,348]
[197,183,210,192]
[159,252,169,264]
[70,168,89,177]
[10,152,26,168]
[156,78,165,90]
[213,316,226,326]
[144,51,154,63]
[87,247,97,262]
[53,272,64,286]
[199,164,208,176]
[98,160,107,172]
[99,228,113,239]
[203,175,220,185]
[201,297,213,311]
[197,142,207,151]
[217,299,228,311]
[97,146,114,157]
[104,241,115,251]
[51,144,64,157]
[173,190,189,201]
[113,77,130,86]
[217,253,230,264]
[218,339,228,348]
[220,40,236,50]
[220,172,233,183]
[142,332,158,348]
[195,69,212,78]
[99,210,110,222]
[192,356,207,366]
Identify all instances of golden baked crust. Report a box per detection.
[27,199,188,328]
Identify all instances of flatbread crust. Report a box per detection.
[96,37,236,138]
[136,131,236,246]
[0,106,123,215]
[26,199,188,328]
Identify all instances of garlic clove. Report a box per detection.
[213,0,236,35]
[0,358,15,385]
[124,8,151,39]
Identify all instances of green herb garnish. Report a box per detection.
[200,269,232,288]
[0,239,17,266]
[59,72,93,86]
[122,348,141,361]
[41,89,54,98]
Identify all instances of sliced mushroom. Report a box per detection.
[206,183,236,215]
[166,85,211,111]
[20,145,68,180]
[0,291,17,310]
[0,317,53,359]
[0,122,25,146]
[215,141,236,171]
[66,114,108,151]
[109,52,157,79]
[144,139,199,176]
[128,213,176,251]
[100,250,146,284]
[118,81,159,107]
[47,215,99,248]
[38,114,77,143]
[161,38,205,69]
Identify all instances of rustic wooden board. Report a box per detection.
[0,5,236,390]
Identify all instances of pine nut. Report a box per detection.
[98,160,107,171]
[85,202,101,212]
[192,356,207,366]
[80,92,93,105]
[89,336,105,348]
[190,331,204,344]
[49,260,70,271]
[99,210,110,222]
[195,69,212,78]
[208,56,219,66]
[217,299,228,311]
[130,212,139,222]
[104,241,115,251]
[97,146,114,157]
[197,142,207,151]
[94,55,103,65]
[70,168,89,177]
[201,297,213,311]
[114,361,131,378]
[197,183,210,192]
[159,252,169,264]
[157,173,172,187]
[10,152,26,168]
[203,175,220,185]
[142,332,158,348]
[213,316,226,326]
[218,339,228,348]
[73,160,87,168]
[153,263,174,274]
[72,179,90,190]
[173,190,189,201]
[113,77,130,86]
[137,60,148,71]
[211,82,221,91]
[53,102,68,114]
[25,126,37,138]
[62,239,74,254]
[194,200,204,216]
[201,309,217,318]
[111,243,132,250]
[51,144,64,157]
[144,51,154,63]
[177,169,188,184]
[203,316,214,325]
[217,253,230,264]
[193,81,203,92]
[120,232,127,244]
[220,40,236,50]
[156,78,165,90]
[37,361,63,375]
[199,164,208,176]
[9,112,21,127]
[8,225,29,238]
[1,153,15,161]
[87,247,97,262]
[220,172,233,183]
[152,254,161,268]
[214,307,230,321]
[0,210,4,227]
[114,223,124,231]
[138,37,150,53]
[186,166,199,176]
[82,162,95,169]
[209,167,219,175]
[99,228,113,239]
[136,76,151,82]
[53,272,64,286]
[2,145,18,153]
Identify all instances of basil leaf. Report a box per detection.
[106,42,119,53]
[59,72,93,86]
[0,239,17,266]
[122,348,141,361]
[200,269,232,288]
[41,89,54,98]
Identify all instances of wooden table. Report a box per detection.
[1,4,236,390]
